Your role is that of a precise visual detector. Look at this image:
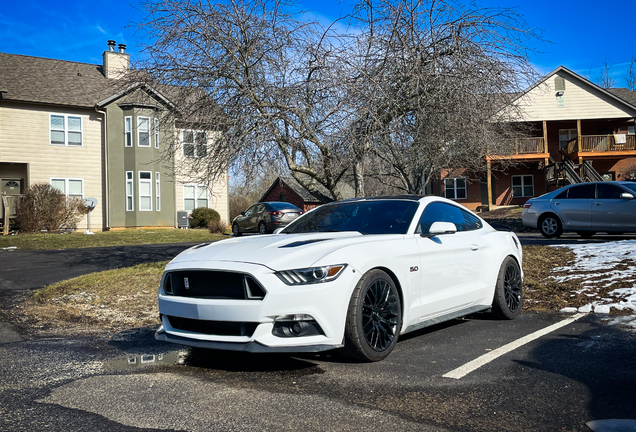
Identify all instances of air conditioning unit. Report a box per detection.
[177,211,190,229]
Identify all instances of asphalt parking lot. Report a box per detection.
[1,238,635,431]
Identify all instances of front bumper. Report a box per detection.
[157,261,359,352]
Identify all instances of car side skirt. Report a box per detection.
[402,305,491,335]
[155,326,343,353]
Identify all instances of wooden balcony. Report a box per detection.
[580,135,636,152]
[515,137,545,154]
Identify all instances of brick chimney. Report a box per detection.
[102,40,129,79]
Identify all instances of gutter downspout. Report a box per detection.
[95,105,109,229]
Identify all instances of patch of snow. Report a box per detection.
[594,305,611,314]
[578,304,592,313]
[560,307,578,313]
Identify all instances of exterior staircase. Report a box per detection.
[545,149,603,187]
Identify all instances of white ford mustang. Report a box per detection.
[155,196,523,362]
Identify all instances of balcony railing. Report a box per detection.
[580,135,636,152]
[515,137,544,154]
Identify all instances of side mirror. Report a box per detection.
[620,192,634,199]
[240,211,246,216]
[420,221,457,238]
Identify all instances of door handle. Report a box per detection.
[553,201,561,205]
[470,244,480,251]
[593,202,602,206]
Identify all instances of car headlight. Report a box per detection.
[275,264,347,285]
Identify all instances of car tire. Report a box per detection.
[258,222,267,235]
[342,269,402,362]
[491,256,523,320]
[538,214,563,238]
[232,223,242,236]
[576,231,596,238]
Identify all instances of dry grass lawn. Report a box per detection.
[16,244,633,336]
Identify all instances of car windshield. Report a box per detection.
[267,202,300,211]
[282,200,419,235]
[621,183,636,194]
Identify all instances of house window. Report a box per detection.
[558,129,577,149]
[124,116,132,147]
[629,126,635,135]
[126,171,134,211]
[138,117,150,147]
[50,114,82,146]
[139,171,152,211]
[155,172,161,211]
[512,175,534,197]
[50,178,83,198]
[183,131,207,158]
[183,185,208,210]
[444,177,466,200]
[154,118,160,148]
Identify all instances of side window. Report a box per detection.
[244,205,256,217]
[597,184,623,199]
[417,202,469,233]
[567,184,595,199]
[555,189,568,199]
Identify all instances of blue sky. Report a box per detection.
[2,0,635,87]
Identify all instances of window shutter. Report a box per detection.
[554,76,565,91]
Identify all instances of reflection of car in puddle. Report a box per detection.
[107,351,186,371]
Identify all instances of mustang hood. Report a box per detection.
[170,232,393,270]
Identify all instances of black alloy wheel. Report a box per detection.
[258,222,267,235]
[491,256,523,319]
[232,223,242,236]
[343,269,402,362]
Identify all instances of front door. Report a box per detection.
[592,183,636,230]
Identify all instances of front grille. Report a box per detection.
[163,270,266,300]
[167,316,258,337]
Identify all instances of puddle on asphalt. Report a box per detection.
[105,351,187,371]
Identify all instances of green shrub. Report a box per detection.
[190,207,220,229]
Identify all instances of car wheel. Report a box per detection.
[576,231,596,239]
[491,256,523,320]
[342,269,402,362]
[232,223,242,236]
[258,222,267,235]
[538,214,563,238]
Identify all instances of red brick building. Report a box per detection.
[441,66,636,211]
[260,176,355,211]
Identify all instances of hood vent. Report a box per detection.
[279,239,332,248]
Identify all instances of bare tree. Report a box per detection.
[136,0,539,198]
[627,56,636,91]
[598,56,617,89]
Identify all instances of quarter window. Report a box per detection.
[512,175,534,197]
[126,171,134,211]
[183,185,208,210]
[139,171,152,211]
[50,178,83,198]
[50,114,82,146]
[138,117,150,147]
[444,177,466,200]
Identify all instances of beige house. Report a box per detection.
[0,41,229,231]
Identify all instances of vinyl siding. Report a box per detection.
[512,72,636,121]
[0,102,104,230]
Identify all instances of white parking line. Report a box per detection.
[443,313,587,380]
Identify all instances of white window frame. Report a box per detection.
[126,171,134,211]
[183,184,208,210]
[137,116,151,148]
[444,177,467,200]
[155,172,161,211]
[182,130,208,158]
[49,114,83,147]
[124,116,133,147]
[50,178,84,198]
[512,175,534,198]
[154,118,160,149]
[139,171,153,211]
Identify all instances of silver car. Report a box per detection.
[522,181,636,238]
